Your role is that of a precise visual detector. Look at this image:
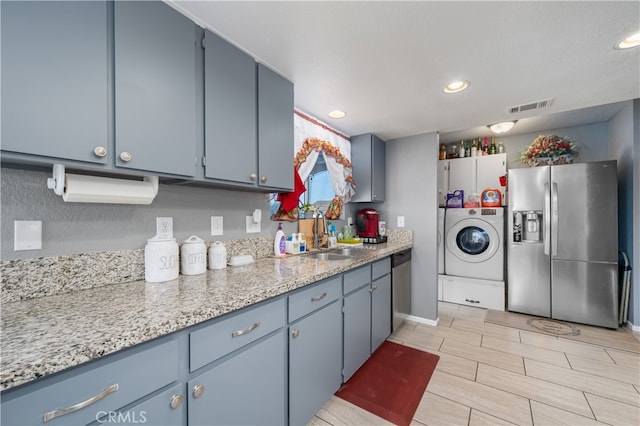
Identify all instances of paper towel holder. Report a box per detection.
[47,164,159,205]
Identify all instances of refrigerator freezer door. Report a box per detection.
[551,161,618,263]
[507,166,551,316]
[552,259,619,328]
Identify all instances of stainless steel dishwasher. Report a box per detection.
[391,249,412,331]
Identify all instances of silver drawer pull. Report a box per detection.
[43,383,119,423]
[310,292,327,302]
[169,394,183,409]
[465,298,480,304]
[231,322,260,338]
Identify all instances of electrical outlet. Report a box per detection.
[397,216,405,228]
[156,217,173,237]
[14,220,42,251]
[246,216,261,233]
[211,216,223,236]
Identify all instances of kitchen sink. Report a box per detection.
[305,248,354,261]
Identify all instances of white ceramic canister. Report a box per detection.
[145,235,179,282]
[208,241,227,270]
[181,235,207,275]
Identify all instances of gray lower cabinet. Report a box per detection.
[114,1,197,177]
[0,339,179,426]
[288,276,343,425]
[349,133,386,202]
[371,273,392,352]
[343,283,372,381]
[187,331,287,426]
[1,1,109,165]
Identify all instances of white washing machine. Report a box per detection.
[438,208,445,274]
[445,207,504,281]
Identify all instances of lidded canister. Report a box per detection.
[145,235,179,282]
[208,241,227,270]
[181,235,207,275]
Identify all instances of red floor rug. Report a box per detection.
[335,341,440,425]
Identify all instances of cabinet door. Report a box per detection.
[204,30,257,184]
[448,157,476,200]
[437,161,449,207]
[371,274,391,352]
[371,134,386,201]
[114,1,196,177]
[476,153,507,196]
[257,64,294,191]
[188,331,286,426]
[342,285,371,381]
[1,1,109,164]
[289,301,342,426]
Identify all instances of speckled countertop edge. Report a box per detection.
[1,239,412,391]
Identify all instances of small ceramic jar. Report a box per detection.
[145,235,179,283]
[208,241,227,270]
[181,235,207,275]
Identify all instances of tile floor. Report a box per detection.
[311,302,640,426]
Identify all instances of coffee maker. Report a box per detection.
[356,208,388,244]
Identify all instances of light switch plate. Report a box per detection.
[211,216,223,236]
[14,220,42,251]
[246,216,261,233]
[397,216,405,228]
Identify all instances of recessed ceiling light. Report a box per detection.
[328,110,346,119]
[443,80,470,94]
[488,121,517,134]
[615,31,640,49]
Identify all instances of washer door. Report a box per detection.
[446,218,499,263]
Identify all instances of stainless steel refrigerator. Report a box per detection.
[507,160,619,328]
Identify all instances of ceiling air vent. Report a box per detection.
[507,98,554,114]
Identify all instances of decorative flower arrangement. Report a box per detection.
[520,134,578,167]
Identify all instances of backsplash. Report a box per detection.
[0,229,413,303]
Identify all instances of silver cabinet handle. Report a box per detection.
[249,173,257,181]
[465,298,480,304]
[369,285,377,293]
[93,146,107,157]
[231,322,260,338]
[192,384,205,399]
[43,384,119,423]
[169,394,183,409]
[310,292,327,302]
[119,151,132,162]
[260,176,267,183]
[291,329,300,339]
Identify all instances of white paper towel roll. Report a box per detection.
[47,164,159,204]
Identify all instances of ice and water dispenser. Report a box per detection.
[513,211,543,242]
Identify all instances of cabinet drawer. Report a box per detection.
[1,339,179,426]
[372,257,391,280]
[440,276,505,310]
[288,275,341,322]
[343,264,371,294]
[189,298,285,372]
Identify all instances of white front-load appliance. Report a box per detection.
[445,207,504,281]
[438,208,445,274]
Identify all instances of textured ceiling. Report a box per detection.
[169,1,640,141]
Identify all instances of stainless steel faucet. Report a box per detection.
[314,209,328,249]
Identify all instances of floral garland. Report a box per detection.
[295,138,355,220]
[520,134,578,166]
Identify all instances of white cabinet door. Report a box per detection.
[448,157,476,201]
[437,161,449,207]
[476,153,507,201]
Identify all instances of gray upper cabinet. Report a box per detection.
[350,133,386,202]
[114,1,197,177]
[203,30,257,185]
[257,64,294,191]
[1,1,109,165]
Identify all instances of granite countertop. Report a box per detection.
[1,241,412,391]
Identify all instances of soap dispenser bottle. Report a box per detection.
[274,223,286,256]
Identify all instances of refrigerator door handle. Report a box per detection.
[551,182,559,256]
[544,183,551,255]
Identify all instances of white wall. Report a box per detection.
[381,132,439,321]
